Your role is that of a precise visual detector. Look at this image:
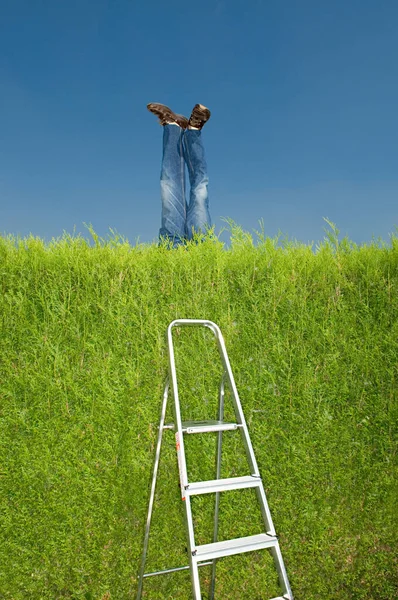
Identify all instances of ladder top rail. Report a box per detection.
[167,317,262,481]
[167,319,221,338]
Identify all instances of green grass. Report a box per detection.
[0,224,397,599]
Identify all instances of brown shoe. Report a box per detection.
[147,103,189,129]
[188,104,211,129]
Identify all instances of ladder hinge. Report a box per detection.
[268,531,278,538]
[192,550,197,556]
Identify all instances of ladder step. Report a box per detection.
[186,475,261,495]
[184,420,239,434]
[194,533,278,561]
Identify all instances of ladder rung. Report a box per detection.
[164,420,239,434]
[142,560,213,578]
[194,533,278,561]
[186,475,261,495]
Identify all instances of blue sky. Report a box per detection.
[1,0,397,245]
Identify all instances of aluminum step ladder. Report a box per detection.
[136,319,293,600]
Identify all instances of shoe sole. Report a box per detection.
[147,103,188,128]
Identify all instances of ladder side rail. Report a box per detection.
[209,373,226,600]
[167,322,189,491]
[205,322,278,537]
[208,322,261,477]
[167,322,202,599]
[270,544,294,600]
[136,379,170,600]
[254,484,277,536]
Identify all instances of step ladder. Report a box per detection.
[136,319,293,600]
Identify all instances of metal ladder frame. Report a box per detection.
[136,319,293,600]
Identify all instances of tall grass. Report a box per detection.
[0,225,397,599]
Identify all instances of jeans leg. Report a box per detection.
[159,125,187,245]
[183,129,211,240]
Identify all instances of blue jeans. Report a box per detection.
[159,125,211,245]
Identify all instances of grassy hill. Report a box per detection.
[0,226,397,599]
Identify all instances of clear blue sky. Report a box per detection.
[1,0,397,244]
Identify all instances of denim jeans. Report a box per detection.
[159,125,211,245]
